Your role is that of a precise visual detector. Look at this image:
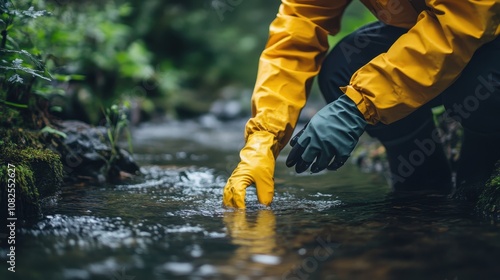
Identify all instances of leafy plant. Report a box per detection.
[101,101,134,179]
[0,0,52,127]
[103,102,133,155]
[27,1,155,107]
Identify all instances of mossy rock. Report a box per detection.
[17,147,63,197]
[0,136,63,221]
[477,161,500,216]
[0,163,38,221]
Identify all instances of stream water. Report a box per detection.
[2,119,500,280]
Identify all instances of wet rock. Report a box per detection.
[48,120,141,183]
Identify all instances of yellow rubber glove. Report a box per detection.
[223,131,279,208]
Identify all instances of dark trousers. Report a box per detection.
[318,21,500,192]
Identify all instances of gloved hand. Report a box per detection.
[286,95,367,173]
[223,131,278,208]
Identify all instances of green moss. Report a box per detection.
[18,147,63,197]
[476,161,500,215]
[0,106,23,128]
[0,161,40,220]
[15,165,38,200]
[0,128,63,220]
[0,127,45,149]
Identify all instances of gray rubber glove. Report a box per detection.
[286,95,367,173]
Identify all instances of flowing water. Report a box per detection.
[2,119,500,280]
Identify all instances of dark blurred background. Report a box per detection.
[1,0,375,124]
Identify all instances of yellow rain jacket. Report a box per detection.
[247,0,500,151]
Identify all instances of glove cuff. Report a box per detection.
[341,86,377,125]
[335,94,368,129]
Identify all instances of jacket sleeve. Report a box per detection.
[246,0,352,153]
[343,0,500,125]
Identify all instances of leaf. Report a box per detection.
[50,106,63,112]
[10,7,51,19]
[118,3,132,17]
[40,126,67,138]
[107,129,115,148]
[0,65,51,81]
[12,58,22,66]
[0,99,28,108]
[53,74,86,82]
[7,73,23,83]
[0,49,45,69]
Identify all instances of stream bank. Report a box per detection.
[0,106,140,221]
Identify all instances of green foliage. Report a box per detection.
[101,101,134,178]
[0,50,50,82]
[0,0,52,116]
[103,102,133,154]
[2,0,376,121]
[40,125,67,138]
[18,0,154,108]
[124,0,376,110]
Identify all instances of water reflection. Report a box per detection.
[224,209,281,260]
[222,209,301,279]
